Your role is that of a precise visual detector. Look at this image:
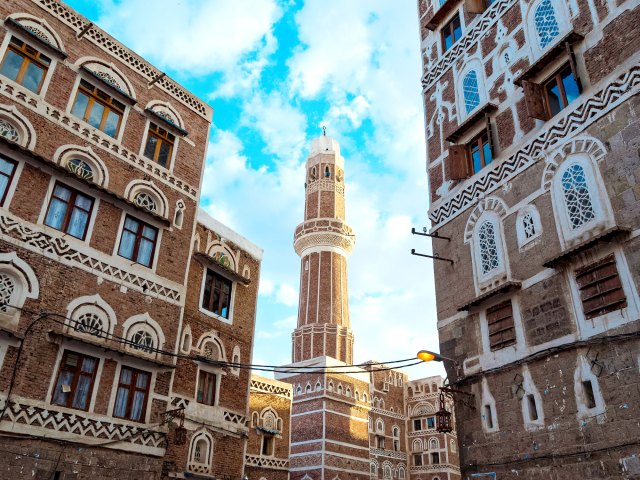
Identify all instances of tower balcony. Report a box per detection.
[293,218,356,257]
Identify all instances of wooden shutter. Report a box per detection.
[485,116,494,155]
[466,0,487,14]
[522,80,549,120]
[446,144,471,181]
[565,42,583,91]
[486,301,516,351]
[575,254,627,319]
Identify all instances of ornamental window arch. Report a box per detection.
[65,294,116,341]
[205,243,238,273]
[370,461,378,477]
[75,57,136,100]
[122,313,165,357]
[515,204,543,248]
[0,105,36,149]
[196,332,226,362]
[376,418,384,433]
[412,438,423,452]
[398,465,406,480]
[464,197,509,290]
[543,137,612,248]
[526,0,571,58]
[6,13,66,52]
[145,100,186,131]
[456,58,486,119]
[187,429,214,475]
[0,252,39,328]
[54,145,109,187]
[429,437,439,450]
[230,345,241,376]
[124,180,168,217]
[382,462,392,479]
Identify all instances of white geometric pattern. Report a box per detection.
[74,312,104,337]
[131,329,155,352]
[0,119,19,142]
[0,273,14,312]
[478,221,499,275]
[134,192,158,213]
[463,70,480,114]
[67,158,94,182]
[534,0,560,49]
[522,213,536,239]
[561,163,596,229]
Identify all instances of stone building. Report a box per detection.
[417,0,640,478]
[245,374,293,480]
[277,135,459,480]
[0,1,262,479]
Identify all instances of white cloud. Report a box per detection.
[276,284,298,307]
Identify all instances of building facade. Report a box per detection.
[0,1,262,478]
[417,0,640,478]
[277,135,459,480]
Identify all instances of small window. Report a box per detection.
[561,163,596,230]
[0,156,18,206]
[0,37,51,93]
[462,70,480,114]
[113,366,151,422]
[71,79,125,138]
[144,123,175,167]
[581,380,596,409]
[426,416,435,429]
[67,158,94,182]
[44,182,94,240]
[324,165,331,177]
[261,434,274,456]
[376,435,385,449]
[486,301,516,351]
[575,254,627,319]
[201,269,232,318]
[543,64,581,117]
[117,215,158,267]
[478,220,500,275]
[441,13,462,52]
[534,0,560,49]
[413,418,421,431]
[484,404,494,429]
[197,370,217,406]
[51,350,98,411]
[467,130,493,174]
[526,394,538,421]
[431,452,440,464]
[413,454,422,466]
[522,213,536,239]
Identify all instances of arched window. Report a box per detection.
[251,411,259,427]
[346,387,351,397]
[315,380,322,391]
[561,163,596,230]
[0,273,15,313]
[66,295,116,341]
[305,383,312,393]
[376,419,384,433]
[363,393,368,402]
[134,191,158,213]
[123,314,164,357]
[383,464,392,479]
[296,385,302,395]
[478,220,500,275]
[131,329,154,352]
[188,431,213,474]
[74,312,105,337]
[67,158,94,182]
[370,463,378,477]
[534,0,560,49]
[337,384,343,395]
[462,70,480,114]
[392,426,400,451]
[450,438,457,452]
[398,466,406,479]
[429,437,439,450]
[412,439,422,452]
[231,345,240,375]
[516,206,542,248]
[324,165,331,177]
[0,119,19,143]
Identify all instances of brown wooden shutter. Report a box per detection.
[485,116,494,155]
[522,80,549,120]
[466,0,487,14]
[565,42,583,91]
[447,145,471,181]
[486,301,516,351]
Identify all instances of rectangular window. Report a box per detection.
[196,370,217,406]
[201,268,232,318]
[413,454,423,466]
[0,37,50,93]
[484,404,494,429]
[261,434,274,456]
[44,182,94,240]
[486,301,517,351]
[376,435,385,449]
[441,14,462,52]
[582,380,596,409]
[543,63,581,117]
[71,79,124,138]
[143,123,175,168]
[467,130,493,174]
[113,366,151,422]
[426,416,435,429]
[413,418,421,431]
[117,215,158,267]
[51,350,98,411]
[431,452,440,464]
[526,394,538,421]
[0,156,17,206]
[575,254,627,319]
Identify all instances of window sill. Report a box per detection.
[457,280,521,311]
[542,225,631,269]
[446,102,497,143]
[514,31,583,87]
[424,0,460,31]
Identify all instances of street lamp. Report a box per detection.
[416,349,458,365]
[416,350,458,434]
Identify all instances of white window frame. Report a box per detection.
[526,0,571,59]
[472,212,509,289]
[198,266,235,325]
[112,210,164,272]
[108,360,157,424]
[194,362,223,409]
[516,204,543,249]
[138,117,180,172]
[456,59,486,120]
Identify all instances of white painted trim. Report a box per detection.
[197,264,235,325]
[112,210,164,273]
[197,208,263,261]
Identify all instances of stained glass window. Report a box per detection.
[561,164,596,229]
[463,70,481,114]
[534,0,560,49]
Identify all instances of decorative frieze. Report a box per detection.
[245,454,290,470]
[307,179,344,195]
[370,447,407,460]
[250,378,293,398]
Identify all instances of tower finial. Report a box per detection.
[322,125,326,136]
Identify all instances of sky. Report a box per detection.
[65,0,445,379]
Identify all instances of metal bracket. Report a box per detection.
[411,227,451,241]
[411,249,454,264]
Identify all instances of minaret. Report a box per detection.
[292,133,355,364]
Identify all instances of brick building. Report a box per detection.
[276,135,459,480]
[0,1,262,479]
[417,0,640,478]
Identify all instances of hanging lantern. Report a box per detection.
[436,392,453,433]
[172,409,187,445]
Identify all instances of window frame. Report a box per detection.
[112,365,152,423]
[542,63,581,118]
[70,79,125,138]
[196,368,219,407]
[116,214,159,268]
[486,300,517,351]
[0,156,18,207]
[51,349,99,412]
[142,122,176,168]
[466,130,493,175]
[575,254,627,320]
[0,35,51,94]
[441,13,462,52]
[43,181,95,240]
[199,267,234,322]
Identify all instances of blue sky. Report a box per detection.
[66,0,444,378]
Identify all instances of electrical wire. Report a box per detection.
[1,303,426,375]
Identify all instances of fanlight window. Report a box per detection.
[67,158,94,182]
[478,220,500,275]
[74,312,105,337]
[0,273,15,312]
[534,0,560,49]
[131,329,154,352]
[561,164,596,230]
[0,119,19,142]
[263,411,276,430]
[522,213,536,239]
[462,70,480,114]
[134,192,158,213]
